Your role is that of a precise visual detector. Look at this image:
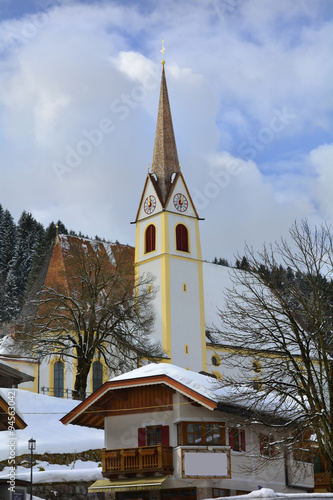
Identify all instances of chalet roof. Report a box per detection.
[0,359,34,387]
[0,394,27,431]
[61,364,219,429]
[61,363,298,429]
[151,65,180,207]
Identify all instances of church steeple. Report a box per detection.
[151,64,180,206]
[134,51,206,373]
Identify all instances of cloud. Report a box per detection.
[0,0,332,262]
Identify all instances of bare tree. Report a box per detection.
[17,238,162,400]
[210,220,333,489]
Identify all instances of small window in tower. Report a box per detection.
[176,224,189,252]
[211,354,221,367]
[148,284,152,294]
[145,224,156,253]
[183,283,187,292]
[185,345,189,354]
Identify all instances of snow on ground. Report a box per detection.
[0,388,104,460]
[0,460,103,484]
[207,489,333,499]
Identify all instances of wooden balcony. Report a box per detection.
[102,445,173,477]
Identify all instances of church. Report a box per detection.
[0,55,323,493]
[0,61,244,394]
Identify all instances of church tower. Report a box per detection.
[134,61,206,372]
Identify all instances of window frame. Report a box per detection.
[229,427,246,452]
[54,360,64,398]
[146,425,162,446]
[177,421,226,446]
[145,224,156,254]
[175,224,189,253]
[92,360,104,393]
[259,433,275,457]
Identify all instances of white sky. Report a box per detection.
[1,0,332,262]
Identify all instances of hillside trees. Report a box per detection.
[0,203,77,323]
[211,220,333,488]
[18,238,162,400]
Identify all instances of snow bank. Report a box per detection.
[0,389,104,460]
[205,489,333,500]
[0,460,103,484]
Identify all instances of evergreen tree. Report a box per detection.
[0,209,17,280]
[9,211,45,303]
[2,269,20,321]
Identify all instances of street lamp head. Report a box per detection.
[28,438,36,451]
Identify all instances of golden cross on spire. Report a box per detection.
[161,38,165,65]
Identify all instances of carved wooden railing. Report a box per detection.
[102,445,173,477]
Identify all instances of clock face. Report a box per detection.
[144,195,156,214]
[173,193,188,212]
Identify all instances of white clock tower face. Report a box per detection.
[173,193,188,212]
[144,195,156,214]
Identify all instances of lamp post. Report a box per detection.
[28,438,36,500]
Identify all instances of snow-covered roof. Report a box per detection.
[62,362,303,430]
[0,388,103,460]
[110,362,220,402]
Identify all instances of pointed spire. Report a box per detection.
[151,64,180,206]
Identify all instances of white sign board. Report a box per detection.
[183,451,228,477]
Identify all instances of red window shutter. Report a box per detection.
[241,430,246,451]
[138,427,146,447]
[161,425,169,446]
[229,428,234,449]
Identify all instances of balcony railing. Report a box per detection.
[102,445,173,477]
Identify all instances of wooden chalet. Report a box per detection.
[61,363,314,499]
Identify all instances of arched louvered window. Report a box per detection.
[145,224,156,253]
[176,224,189,252]
[54,360,64,398]
[92,360,103,393]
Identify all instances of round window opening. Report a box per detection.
[211,354,221,367]
[252,360,262,373]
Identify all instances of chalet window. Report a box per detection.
[213,489,230,497]
[292,429,312,463]
[206,423,223,445]
[176,224,189,252]
[177,422,225,446]
[54,360,64,398]
[147,426,162,445]
[145,224,156,253]
[229,428,246,452]
[260,434,275,457]
[138,425,169,446]
[92,360,103,393]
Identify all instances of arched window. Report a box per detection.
[145,224,156,253]
[54,360,64,398]
[176,224,189,252]
[92,360,104,393]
